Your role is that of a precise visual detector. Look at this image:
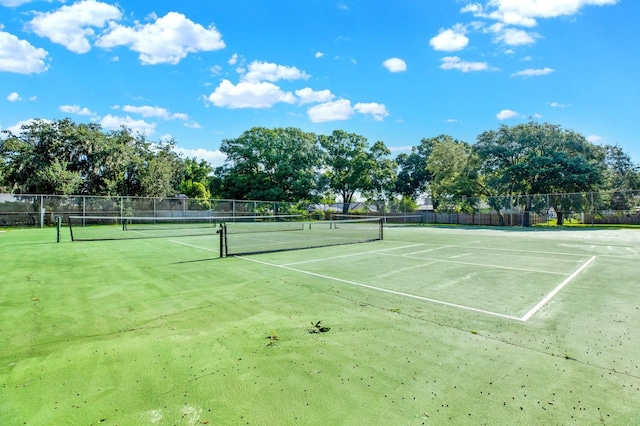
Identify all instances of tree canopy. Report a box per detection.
[474,122,607,224]
[1,118,639,224]
[217,127,323,202]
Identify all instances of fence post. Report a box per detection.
[546,194,549,227]
[509,195,513,227]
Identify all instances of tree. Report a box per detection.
[475,122,606,225]
[137,140,183,197]
[394,136,439,200]
[0,119,187,197]
[219,127,323,202]
[178,157,213,200]
[426,136,479,212]
[599,144,640,212]
[319,130,374,215]
[0,119,85,194]
[363,141,397,213]
[34,159,83,195]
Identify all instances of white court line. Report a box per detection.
[506,254,584,264]
[442,244,589,258]
[169,239,218,253]
[402,246,450,256]
[171,239,596,322]
[283,243,425,266]
[450,253,472,259]
[377,252,569,276]
[237,255,522,321]
[520,255,597,322]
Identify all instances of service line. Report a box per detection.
[238,255,523,321]
[520,255,597,322]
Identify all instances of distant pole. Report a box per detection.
[40,195,44,228]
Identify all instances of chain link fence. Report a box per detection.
[0,194,301,227]
[2,191,639,227]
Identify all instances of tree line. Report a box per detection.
[2,118,639,221]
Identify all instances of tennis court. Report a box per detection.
[1,224,639,424]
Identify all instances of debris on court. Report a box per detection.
[309,320,331,334]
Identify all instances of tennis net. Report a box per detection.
[68,215,301,241]
[220,217,383,257]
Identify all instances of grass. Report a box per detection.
[1,225,640,424]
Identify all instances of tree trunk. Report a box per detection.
[342,191,351,215]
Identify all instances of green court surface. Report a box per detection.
[1,225,639,425]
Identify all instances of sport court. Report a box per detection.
[1,224,639,425]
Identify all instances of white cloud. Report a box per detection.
[99,114,156,134]
[587,134,603,143]
[388,145,414,153]
[315,51,324,58]
[174,147,226,168]
[496,109,519,120]
[59,105,96,116]
[97,12,225,65]
[307,99,353,123]
[0,0,32,6]
[7,92,20,101]
[295,87,335,105]
[512,67,554,77]
[228,53,238,65]
[383,57,407,72]
[550,101,570,108]
[429,24,469,51]
[207,79,296,109]
[461,4,483,14]
[122,105,190,121]
[440,56,489,72]
[3,118,50,135]
[29,0,122,54]
[494,27,540,46]
[184,120,201,129]
[241,61,310,83]
[0,30,49,74]
[354,102,389,121]
[463,0,618,27]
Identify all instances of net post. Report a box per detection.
[219,224,227,258]
[56,216,62,242]
[68,217,75,241]
[379,218,384,240]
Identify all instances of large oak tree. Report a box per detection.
[475,122,606,225]
[218,127,323,202]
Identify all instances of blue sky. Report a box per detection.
[1,0,638,167]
